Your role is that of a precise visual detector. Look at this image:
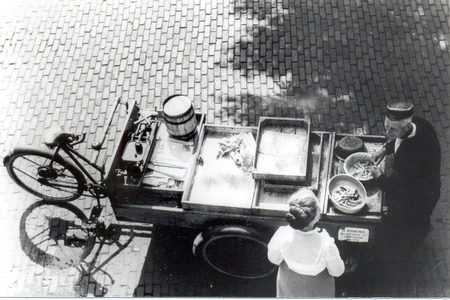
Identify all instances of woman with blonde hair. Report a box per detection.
[267,188,345,298]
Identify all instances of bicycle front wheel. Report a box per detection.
[20,201,96,269]
[5,148,85,202]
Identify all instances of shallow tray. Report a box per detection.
[181,125,258,214]
[251,132,334,217]
[253,117,311,182]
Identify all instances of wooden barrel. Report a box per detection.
[163,95,198,140]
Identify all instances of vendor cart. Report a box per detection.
[104,100,387,279]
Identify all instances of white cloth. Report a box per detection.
[394,123,417,153]
[267,226,345,277]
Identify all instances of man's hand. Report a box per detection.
[372,147,386,165]
[371,166,383,179]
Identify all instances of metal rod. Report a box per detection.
[64,147,100,184]
[149,161,189,169]
[144,168,185,181]
[91,96,122,164]
[66,146,103,172]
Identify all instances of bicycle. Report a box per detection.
[3,97,124,203]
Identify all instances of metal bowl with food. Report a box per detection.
[327,174,367,214]
[344,152,376,181]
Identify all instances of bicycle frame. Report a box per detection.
[45,96,124,198]
[51,144,104,186]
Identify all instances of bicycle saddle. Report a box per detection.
[44,125,75,147]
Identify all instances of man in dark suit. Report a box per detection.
[371,101,441,259]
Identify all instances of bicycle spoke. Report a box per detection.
[21,156,48,167]
[33,237,53,247]
[29,227,51,241]
[12,165,41,183]
[14,163,79,188]
[8,153,84,201]
[32,206,53,221]
[15,162,79,197]
[20,202,94,270]
[46,186,80,198]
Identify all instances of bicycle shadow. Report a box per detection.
[18,200,135,297]
[19,201,94,270]
[73,224,135,297]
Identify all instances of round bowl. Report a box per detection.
[344,152,376,181]
[334,136,366,161]
[327,174,367,214]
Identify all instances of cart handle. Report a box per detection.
[91,96,122,164]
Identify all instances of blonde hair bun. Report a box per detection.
[286,188,321,230]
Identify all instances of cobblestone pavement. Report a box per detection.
[0,0,449,297]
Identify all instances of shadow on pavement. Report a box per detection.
[19,201,96,270]
[19,200,138,297]
[134,225,277,297]
[336,247,433,297]
[74,225,135,297]
[133,225,425,298]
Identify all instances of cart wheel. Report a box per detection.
[193,225,277,279]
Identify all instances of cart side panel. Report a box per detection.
[111,204,380,245]
[112,204,287,230]
[319,220,378,244]
[104,101,139,185]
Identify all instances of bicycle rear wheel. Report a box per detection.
[20,201,96,269]
[5,148,85,202]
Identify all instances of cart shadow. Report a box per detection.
[336,250,425,297]
[134,225,277,297]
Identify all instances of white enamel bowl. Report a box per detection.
[327,174,367,214]
[344,152,375,181]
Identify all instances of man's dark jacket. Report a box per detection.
[375,116,441,224]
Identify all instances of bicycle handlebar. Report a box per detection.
[71,132,86,147]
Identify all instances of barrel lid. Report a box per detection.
[163,95,192,116]
[338,136,364,151]
[335,136,366,160]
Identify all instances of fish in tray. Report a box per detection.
[216,132,256,171]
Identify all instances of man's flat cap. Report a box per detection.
[386,101,414,121]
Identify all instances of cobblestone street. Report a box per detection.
[0,0,449,297]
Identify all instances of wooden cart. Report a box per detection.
[104,101,387,279]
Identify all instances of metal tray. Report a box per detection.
[181,125,258,214]
[252,117,311,182]
[251,132,334,217]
